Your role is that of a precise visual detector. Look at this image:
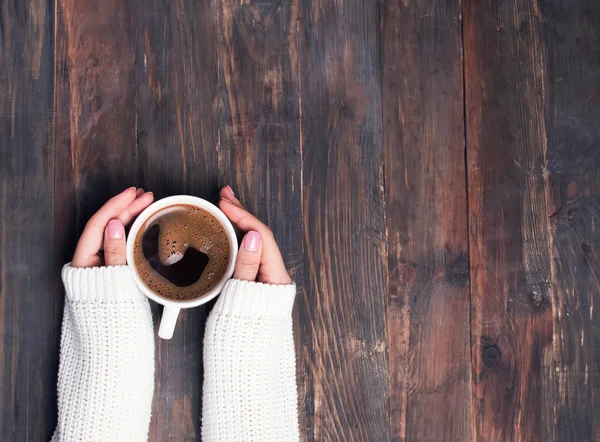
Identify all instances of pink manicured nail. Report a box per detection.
[227,185,235,197]
[107,219,123,239]
[244,231,261,251]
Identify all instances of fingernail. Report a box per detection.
[107,219,123,239]
[227,185,235,197]
[244,231,261,251]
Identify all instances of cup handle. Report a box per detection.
[158,306,180,340]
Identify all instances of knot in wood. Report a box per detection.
[482,345,501,368]
[399,265,417,284]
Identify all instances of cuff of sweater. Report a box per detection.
[62,263,146,303]
[211,279,296,319]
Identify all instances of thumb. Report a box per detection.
[233,231,262,281]
[103,219,127,266]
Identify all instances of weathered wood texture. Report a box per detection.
[382,0,471,441]
[215,0,304,431]
[464,0,555,440]
[298,0,389,440]
[464,0,600,441]
[543,1,600,440]
[2,0,600,440]
[0,0,56,440]
[53,8,140,442]
[54,0,139,264]
[215,0,304,418]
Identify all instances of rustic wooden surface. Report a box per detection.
[0,0,56,440]
[1,0,599,440]
[299,0,389,440]
[464,0,555,440]
[382,0,471,441]
[543,1,600,440]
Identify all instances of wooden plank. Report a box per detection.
[542,1,600,440]
[53,0,139,438]
[215,0,304,434]
[136,0,219,439]
[0,0,56,439]
[381,0,471,441]
[54,9,139,424]
[216,0,302,275]
[54,0,139,266]
[463,1,555,440]
[137,0,302,439]
[298,1,389,440]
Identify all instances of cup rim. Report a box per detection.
[126,195,238,308]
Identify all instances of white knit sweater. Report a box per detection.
[52,264,299,442]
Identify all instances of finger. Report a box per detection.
[233,231,263,281]
[103,219,127,266]
[219,199,272,239]
[219,185,243,208]
[118,191,154,226]
[136,188,145,197]
[219,199,291,284]
[72,187,137,267]
[99,191,154,251]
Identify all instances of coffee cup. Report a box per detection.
[126,195,238,339]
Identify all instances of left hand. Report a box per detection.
[71,187,154,268]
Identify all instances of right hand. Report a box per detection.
[219,186,292,285]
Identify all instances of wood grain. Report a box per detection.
[464,0,555,440]
[542,1,600,440]
[0,0,56,439]
[381,0,471,441]
[215,0,304,432]
[54,0,138,266]
[215,0,304,436]
[3,0,600,440]
[53,14,139,438]
[298,0,389,440]
[216,0,302,274]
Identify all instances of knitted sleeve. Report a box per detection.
[202,279,299,441]
[52,264,155,442]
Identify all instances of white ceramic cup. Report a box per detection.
[126,195,238,340]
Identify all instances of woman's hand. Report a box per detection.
[71,185,291,284]
[219,186,292,285]
[71,187,154,268]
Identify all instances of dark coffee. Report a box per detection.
[133,204,231,301]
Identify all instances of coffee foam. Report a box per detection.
[133,204,231,301]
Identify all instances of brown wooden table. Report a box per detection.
[1,0,599,440]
